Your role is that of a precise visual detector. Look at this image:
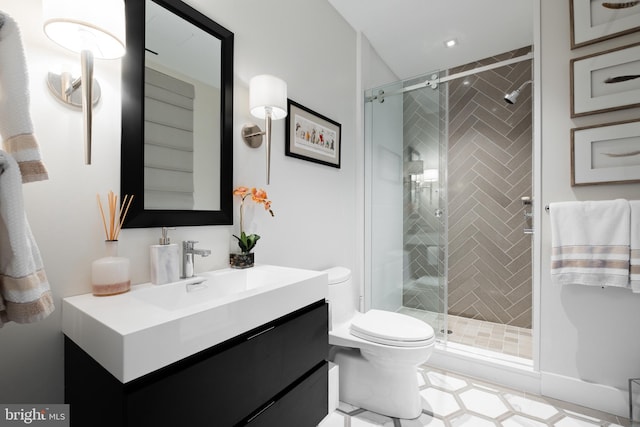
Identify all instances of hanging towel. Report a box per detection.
[550,200,630,288]
[0,12,48,183]
[0,150,54,326]
[630,201,640,293]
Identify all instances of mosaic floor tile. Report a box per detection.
[419,388,461,418]
[458,388,509,418]
[425,371,468,392]
[503,393,559,420]
[398,413,446,427]
[325,365,630,427]
[554,416,604,426]
[351,410,394,426]
[501,414,548,426]
[449,413,497,426]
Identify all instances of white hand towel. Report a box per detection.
[630,200,640,293]
[0,150,54,326]
[550,199,630,288]
[0,12,48,183]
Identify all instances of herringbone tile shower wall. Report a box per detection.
[401,47,533,329]
[447,47,533,328]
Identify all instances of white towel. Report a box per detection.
[0,12,48,183]
[550,200,630,288]
[0,150,54,326]
[630,200,640,293]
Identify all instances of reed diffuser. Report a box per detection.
[91,191,134,296]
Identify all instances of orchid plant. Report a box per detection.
[233,186,274,254]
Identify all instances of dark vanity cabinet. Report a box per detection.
[65,300,328,427]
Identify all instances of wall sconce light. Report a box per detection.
[504,80,533,105]
[241,75,287,185]
[42,0,126,165]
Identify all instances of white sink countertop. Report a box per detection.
[62,265,328,383]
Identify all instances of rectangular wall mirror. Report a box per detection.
[121,0,234,227]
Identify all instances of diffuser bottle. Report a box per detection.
[92,240,130,296]
[150,227,180,285]
[93,191,133,295]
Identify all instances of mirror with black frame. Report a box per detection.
[121,0,234,228]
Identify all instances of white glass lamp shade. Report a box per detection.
[249,75,287,120]
[42,0,126,59]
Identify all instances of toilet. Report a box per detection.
[325,267,435,419]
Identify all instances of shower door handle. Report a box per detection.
[521,197,533,235]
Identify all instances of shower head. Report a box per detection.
[504,89,520,104]
[504,80,533,104]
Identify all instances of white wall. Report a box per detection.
[0,0,356,403]
[539,0,640,416]
[360,34,398,91]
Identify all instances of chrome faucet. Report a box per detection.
[182,241,211,278]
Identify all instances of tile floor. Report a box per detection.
[446,314,533,360]
[398,307,533,360]
[320,365,630,427]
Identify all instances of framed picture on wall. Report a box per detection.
[570,42,640,117]
[285,99,341,168]
[571,118,640,186]
[570,0,640,49]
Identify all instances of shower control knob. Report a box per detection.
[434,208,443,218]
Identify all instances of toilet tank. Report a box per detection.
[324,267,355,328]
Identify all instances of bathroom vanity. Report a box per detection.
[62,266,329,426]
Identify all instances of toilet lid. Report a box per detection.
[350,310,435,347]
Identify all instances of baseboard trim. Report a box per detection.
[429,344,541,394]
[540,371,629,418]
[427,344,629,418]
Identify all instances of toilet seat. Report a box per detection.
[349,310,435,348]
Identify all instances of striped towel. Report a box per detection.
[550,200,630,288]
[0,12,48,183]
[631,201,640,293]
[0,150,54,326]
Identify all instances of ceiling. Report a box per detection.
[327,0,534,80]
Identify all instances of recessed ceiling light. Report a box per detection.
[444,39,457,48]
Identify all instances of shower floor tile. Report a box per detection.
[319,366,629,426]
[397,307,532,360]
[447,314,533,359]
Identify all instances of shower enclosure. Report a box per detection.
[365,47,534,360]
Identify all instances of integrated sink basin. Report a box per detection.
[62,264,328,383]
[132,266,308,311]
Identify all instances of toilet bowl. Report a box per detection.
[325,267,435,419]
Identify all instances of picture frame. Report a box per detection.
[571,118,640,186]
[570,0,640,49]
[285,99,341,169]
[570,42,640,117]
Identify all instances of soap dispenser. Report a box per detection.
[150,227,180,285]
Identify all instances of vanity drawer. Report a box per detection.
[245,361,328,427]
[125,300,328,426]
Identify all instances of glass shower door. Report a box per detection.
[364,73,447,342]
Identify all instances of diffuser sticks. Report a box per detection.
[97,191,134,241]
